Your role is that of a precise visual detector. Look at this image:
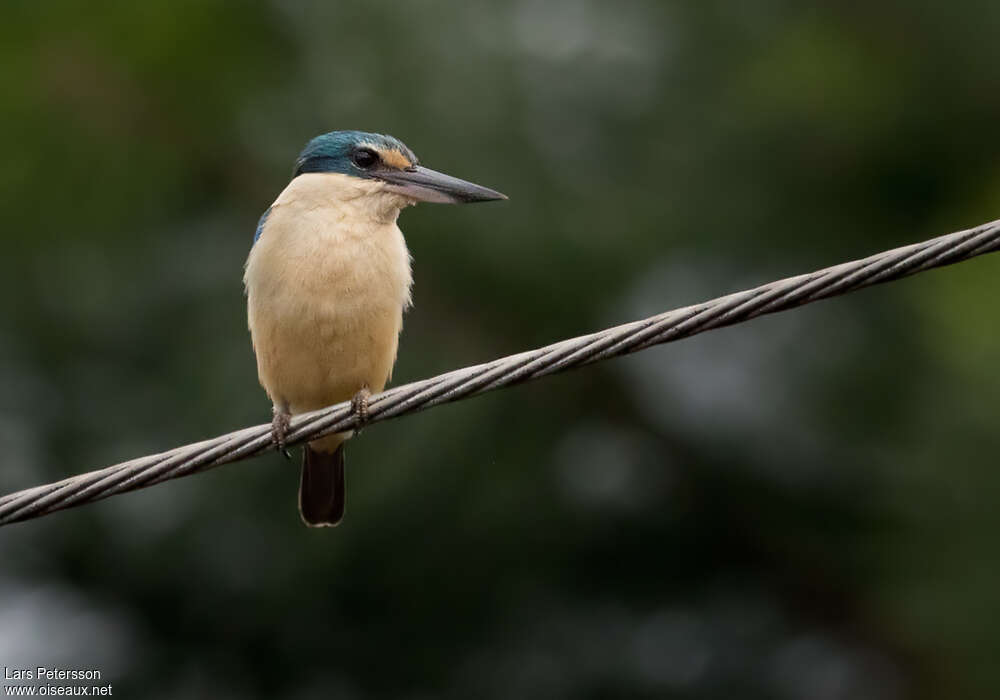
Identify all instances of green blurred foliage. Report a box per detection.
[1,1,999,698]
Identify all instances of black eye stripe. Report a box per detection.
[352,148,379,169]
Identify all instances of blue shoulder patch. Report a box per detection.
[253,206,271,245]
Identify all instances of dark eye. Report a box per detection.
[352,148,379,169]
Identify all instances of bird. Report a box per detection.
[244,130,506,527]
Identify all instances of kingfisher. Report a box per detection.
[244,130,506,527]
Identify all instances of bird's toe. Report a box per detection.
[271,408,293,460]
[350,386,372,432]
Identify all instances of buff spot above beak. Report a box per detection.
[374,147,414,170]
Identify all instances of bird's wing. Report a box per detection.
[252,206,272,245]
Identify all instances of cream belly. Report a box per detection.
[244,173,413,450]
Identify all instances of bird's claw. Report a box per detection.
[351,386,372,434]
[272,409,292,460]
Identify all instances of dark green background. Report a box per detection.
[2,2,999,698]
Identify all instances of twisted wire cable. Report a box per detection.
[2,218,998,527]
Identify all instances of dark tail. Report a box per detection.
[299,444,346,527]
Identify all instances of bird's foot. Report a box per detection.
[351,386,372,434]
[272,408,292,460]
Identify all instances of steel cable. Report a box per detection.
[1,218,998,526]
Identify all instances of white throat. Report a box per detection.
[276,172,415,225]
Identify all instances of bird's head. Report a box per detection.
[293,130,507,205]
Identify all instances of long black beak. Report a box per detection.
[378,165,507,204]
